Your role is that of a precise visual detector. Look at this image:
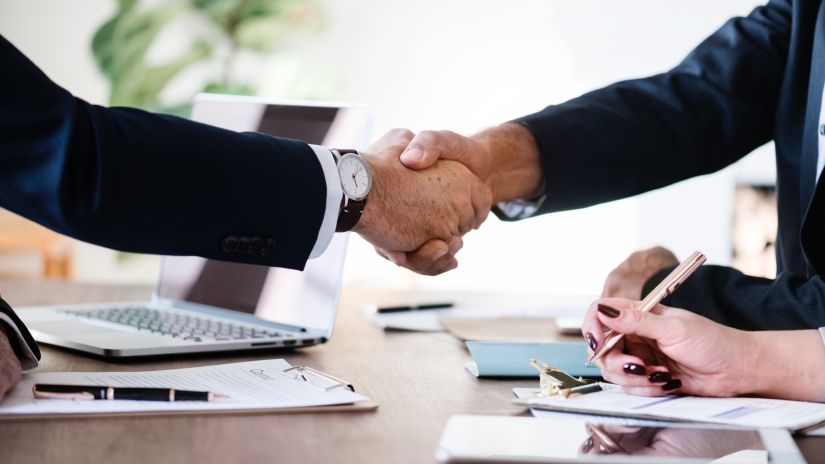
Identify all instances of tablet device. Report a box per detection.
[435,415,804,463]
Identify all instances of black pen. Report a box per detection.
[376,302,454,314]
[32,384,227,402]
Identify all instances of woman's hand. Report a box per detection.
[581,298,753,397]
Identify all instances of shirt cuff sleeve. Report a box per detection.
[0,313,39,371]
[308,144,342,259]
[819,327,825,350]
[492,181,548,220]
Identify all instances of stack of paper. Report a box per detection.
[515,384,825,431]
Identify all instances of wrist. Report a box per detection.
[728,329,762,396]
[471,123,543,203]
[746,330,825,401]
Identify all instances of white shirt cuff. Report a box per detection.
[819,327,825,350]
[308,144,342,259]
[0,313,39,371]
[495,181,547,220]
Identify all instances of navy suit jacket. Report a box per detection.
[0,35,329,364]
[518,0,825,330]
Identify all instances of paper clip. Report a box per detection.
[529,358,601,398]
[280,366,355,392]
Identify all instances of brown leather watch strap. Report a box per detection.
[336,197,366,232]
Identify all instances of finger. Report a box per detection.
[395,239,450,274]
[401,130,469,170]
[470,180,492,229]
[457,195,477,235]
[600,351,661,388]
[369,128,414,153]
[622,384,678,397]
[581,300,614,356]
[593,298,679,341]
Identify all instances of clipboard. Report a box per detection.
[0,359,378,420]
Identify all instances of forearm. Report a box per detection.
[471,123,543,203]
[742,330,825,402]
[0,35,326,270]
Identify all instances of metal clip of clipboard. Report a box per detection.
[280,366,355,392]
[529,359,601,398]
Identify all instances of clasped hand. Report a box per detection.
[354,129,495,275]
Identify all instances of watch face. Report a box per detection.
[338,154,372,200]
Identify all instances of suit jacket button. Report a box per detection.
[237,236,250,254]
[222,235,238,253]
[249,237,263,255]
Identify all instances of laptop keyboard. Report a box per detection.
[60,306,288,342]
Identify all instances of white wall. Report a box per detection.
[0,0,771,296]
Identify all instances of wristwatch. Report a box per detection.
[332,149,372,232]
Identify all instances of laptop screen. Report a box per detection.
[156,96,371,333]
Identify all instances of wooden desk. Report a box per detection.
[0,280,823,463]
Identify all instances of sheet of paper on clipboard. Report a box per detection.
[0,359,375,418]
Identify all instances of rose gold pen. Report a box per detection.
[587,250,706,364]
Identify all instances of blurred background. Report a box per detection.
[0,0,774,299]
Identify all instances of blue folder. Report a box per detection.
[465,341,601,378]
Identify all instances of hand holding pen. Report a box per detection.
[579,251,751,397]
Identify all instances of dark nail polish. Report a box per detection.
[581,437,593,453]
[597,304,621,318]
[623,363,646,376]
[662,379,682,391]
[648,372,671,383]
[585,333,598,351]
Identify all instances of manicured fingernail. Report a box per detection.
[585,333,597,351]
[648,372,671,383]
[623,363,646,376]
[431,247,448,262]
[597,304,621,318]
[581,437,593,453]
[662,379,682,391]
[401,147,423,162]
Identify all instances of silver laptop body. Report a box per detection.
[18,96,372,358]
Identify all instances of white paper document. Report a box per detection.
[0,359,369,416]
[519,384,825,430]
[513,387,675,427]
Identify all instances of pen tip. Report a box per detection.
[211,392,229,399]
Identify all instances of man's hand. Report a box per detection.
[399,124,543,204]
[353,129,492,274]
[374,124,543,275]
[601,247,678,299]
[0,326,22,400]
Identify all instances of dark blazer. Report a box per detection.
[0,35,329,363]
[518,0,825,330]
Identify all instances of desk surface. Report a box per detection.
[1,280,823,464]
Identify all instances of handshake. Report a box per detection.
[351,124,543,276]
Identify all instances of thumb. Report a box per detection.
[400,130,470,170]
[593,298,678,341]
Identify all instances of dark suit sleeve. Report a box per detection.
[643,265,825,331]
[515,0,791,213]
[0,297,40,369]
[0,35,327,271]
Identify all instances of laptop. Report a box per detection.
[17,95,373,358]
